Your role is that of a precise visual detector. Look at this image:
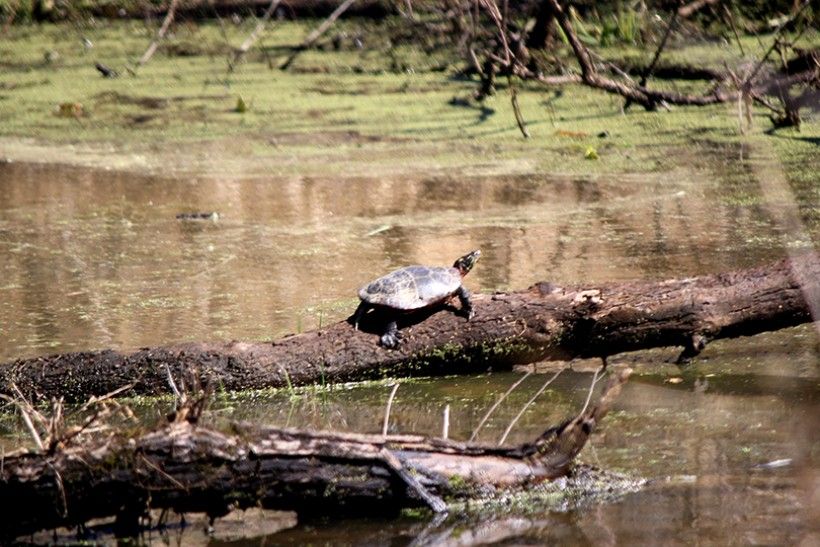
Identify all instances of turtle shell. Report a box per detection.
[358,265,462,310]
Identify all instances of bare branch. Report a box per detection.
[137,0,180,67]
[498,367,564,446]
[280,0,357,70]
[625,1,682,110]
[743,0,812,89]
[382,383,399,436]
[469,370,531,443]
[229,0,284,71]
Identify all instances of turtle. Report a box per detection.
[353,250,481,349]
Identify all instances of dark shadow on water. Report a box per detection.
[762,129,820,146]
[630,372,820,401]
[447,96,495,124]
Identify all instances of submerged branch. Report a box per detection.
[0,370,631,539]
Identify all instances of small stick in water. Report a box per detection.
[382,383,399,436]
[498,368,564,446]
[469,370,532,442]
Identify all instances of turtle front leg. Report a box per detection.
[380,320,402,349]
[456,286,474,320]
[352,301,370,330]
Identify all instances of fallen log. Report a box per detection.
[0,370,633,540]
[1,254,817,402]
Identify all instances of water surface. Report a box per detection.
[0,157,817,545]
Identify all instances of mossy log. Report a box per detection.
[1,254,818,402]
[0,371,629,540]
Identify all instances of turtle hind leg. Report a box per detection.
[456,286,474,320]
[380,320,401,349]
[352,301,370,330]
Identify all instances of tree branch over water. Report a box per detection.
[528,0,815,113]
[1,254,817,403]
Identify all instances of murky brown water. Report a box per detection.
[1,157,818,544]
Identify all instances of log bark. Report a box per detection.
[1,254,817,403]
[0,370,630,539]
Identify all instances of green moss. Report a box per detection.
[446,473,470,493]
[0,19,816,182]
[443,464,645,514]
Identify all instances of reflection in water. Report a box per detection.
[1,160,811,361]
[9,356,817,545]
[0,159,818,545]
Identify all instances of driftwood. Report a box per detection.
[0,370,630,539]
[1,254,817,403]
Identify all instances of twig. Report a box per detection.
[280,0,357,70]
[722,4,745,57]
[469,370,531,442]
[508,76,530,138]
[578,365,605,418]
[208,0,231,43]
[477,0,511,64]
[4,383,46,450]
[47,462,68,517]
[742,0,811,89]
[497,368,564,446]
[165,364,182,402]
[625,1,682,110]
[137,0,180,67]
[47,398,63,443]
[382,383,399,436]
[78,383,137,413]
[641,2,681,87]
[140,455,187,489]
[403,0,414,19]
[477,0,530,137]
[206,0,234,66]
[229,0,283,71]
[10,383,48,430]
[16,402,45,451]
[751,92,785,115]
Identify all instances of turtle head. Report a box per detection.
[453,250,481,276]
